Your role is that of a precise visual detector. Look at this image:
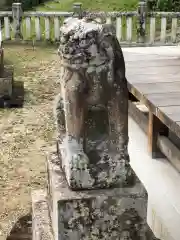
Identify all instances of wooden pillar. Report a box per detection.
[148,112,168,158]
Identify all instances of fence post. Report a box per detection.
[12,2,23,40]
[73,3,83,19]
[137,0,147,43]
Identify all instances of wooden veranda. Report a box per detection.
[125,46,180,171]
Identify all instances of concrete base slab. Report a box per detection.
[47,152,156,240]
[128,116,180,240]
[32,189,54,240]
[147,198,174,240]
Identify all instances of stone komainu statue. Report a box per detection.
[54,17,132,189]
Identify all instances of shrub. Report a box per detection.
[1,0,49,11]
[147,0,180,11]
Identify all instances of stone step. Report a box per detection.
[32,189,54,240]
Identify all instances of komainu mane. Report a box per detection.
[54,17,132,189]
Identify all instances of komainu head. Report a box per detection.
[58,17,116,72]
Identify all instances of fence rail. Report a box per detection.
[0,2,180,46]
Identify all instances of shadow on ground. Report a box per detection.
[10,81,25,108]
[6,214,32,240]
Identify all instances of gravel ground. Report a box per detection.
[0,45,60,239]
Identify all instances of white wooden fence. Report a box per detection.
[0,2,180,46]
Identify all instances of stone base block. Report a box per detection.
[0,47,4,74]
[47,152,157,240]
[32,189,54,240]
[0,65,14,99]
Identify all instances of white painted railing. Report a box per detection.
[0,2,180,46]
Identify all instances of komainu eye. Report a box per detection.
[86,32,94,39]
[101,40,109,49]
[64,46,69,54]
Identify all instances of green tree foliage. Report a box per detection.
[2,0,180,12]
[20,0,43,10]
[147,0,180,11]
[1,0,49,10]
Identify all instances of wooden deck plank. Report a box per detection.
[126,59,180,68]
[124,52,176,62]
[131,82,180,95]
[158,106,180,122]
[127,68,180,75]
[126,55,180,77]
[157,111,180,138]
[127,74,180,83]
[146,92,180,107]
[127,65,180,76]
[125,48,180,139]
[128,83,180,137]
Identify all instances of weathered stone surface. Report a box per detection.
[0,65,14,99]
[32,189,54,240]
[57,134,134,190]
[54,17,131,190]
[47,152,156,240]
[0,47,4,75]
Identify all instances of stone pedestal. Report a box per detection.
[0,65,14,107]
[0,65,14,98]
[0,47,4,75]
[31,151,156,240]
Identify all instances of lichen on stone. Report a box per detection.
[54,16,132,190]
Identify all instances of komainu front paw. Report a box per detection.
[70,152,89,170]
